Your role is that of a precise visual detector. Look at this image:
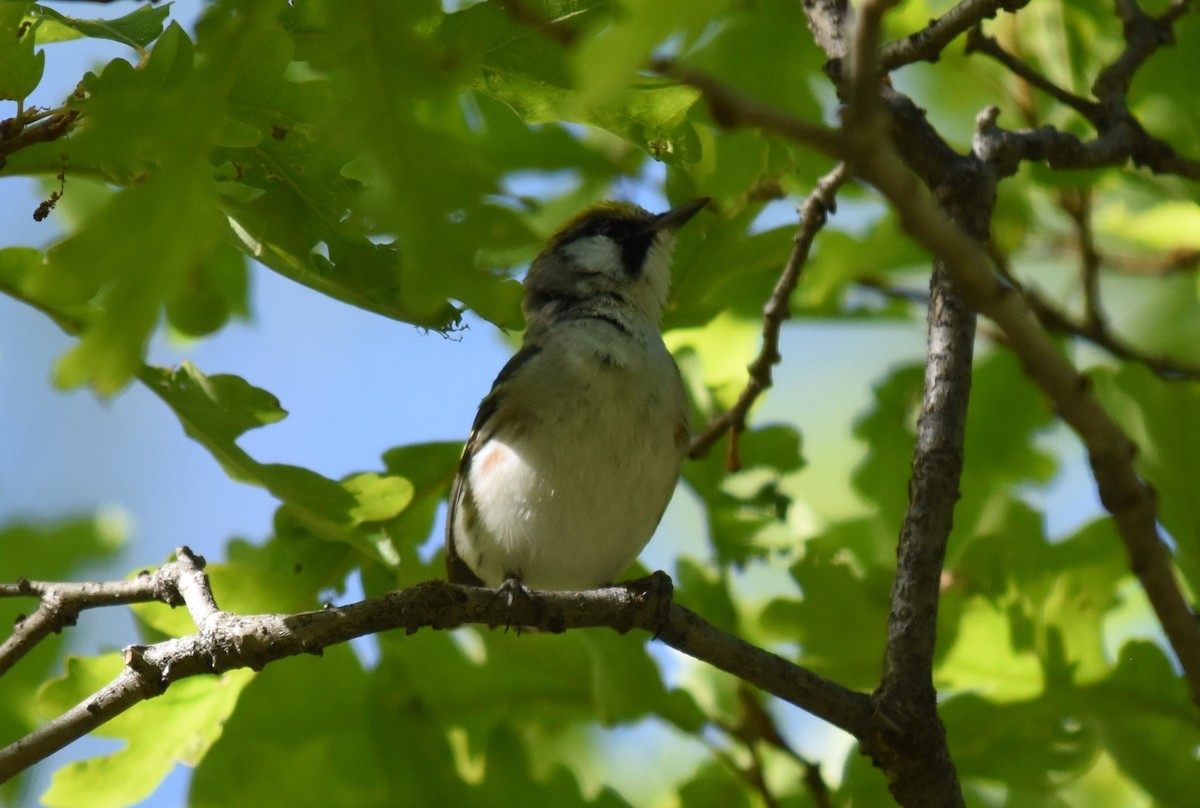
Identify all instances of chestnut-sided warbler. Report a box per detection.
[446,198,709,590]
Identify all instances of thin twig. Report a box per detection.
[964,26,1102,121]
[860,273,1200,381]
[1057,187,1106,331]
[1104,249,1200,276]
[651,58,846,159]
[0,558,190,677]
[878,0,1032,71]
[725,685,833,808]
[688,164,850,467]
[494,0,580,45]
[0,109,79,165]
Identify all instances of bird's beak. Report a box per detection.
[646,197,710,233]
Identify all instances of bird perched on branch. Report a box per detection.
[446,197,708,591]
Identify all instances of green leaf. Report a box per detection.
[1090,641,1200,806]
[667,216,799,329]
[190,649,386,808]
[0,3,45,102]
[680,425,804,565]
[41,164,222,393]
[667,312,763,409]
[683,0,822,120]
[673,557,740,645]
[17,24,233,393]
[794,210,930,313]
[141,361,287,444]
[31,3,171,51]
[0,247,88,333]
[580,631,669,725]
[0,516,125,805]
[572,0,730,110]
[162,241,249,338]
[367,628,642,805]
[139,362,414,562]
[440,0,704,165]
[378,441,465,582]
[943,507,1129,695]
[39,656,254,808]
[850,363,923,528]
[942,690,1099,793]
[780,543,892,690]
[675,761,755,808]
[288,2,521,328]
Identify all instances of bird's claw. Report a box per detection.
[496,576,538,633]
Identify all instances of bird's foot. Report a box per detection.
[496,576,539,634]
[625,570,674,639]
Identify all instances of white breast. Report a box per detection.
[457,319,687,589]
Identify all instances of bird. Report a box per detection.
[445,197,709,591]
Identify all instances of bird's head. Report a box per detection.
[523,198,709,328]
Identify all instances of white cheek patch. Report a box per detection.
[562,235,623,277]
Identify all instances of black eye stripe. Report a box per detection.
[558,216,655,278]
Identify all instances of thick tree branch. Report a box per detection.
[839,50,1200,714]
[846,3,974,806]
[688,164,849,468]
[971,104,1200,179]
[0,555,873,783]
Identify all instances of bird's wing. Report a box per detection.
[444,343,544,585]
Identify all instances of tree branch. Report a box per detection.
[0,559,190,677]
[1092,0,1191,107]
[846,3,974,806]
[666,2,1200,794]
[967,0,1200,180]
[688,163,850,468]
[0,109,80,169]
[964,26,1103,120]
[650,58,846,159]
[0,556,873,783]
[860,272,1200,382]
[1057,187,1106,332]
[878,0,1032,71]
[838,31,1200,713]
